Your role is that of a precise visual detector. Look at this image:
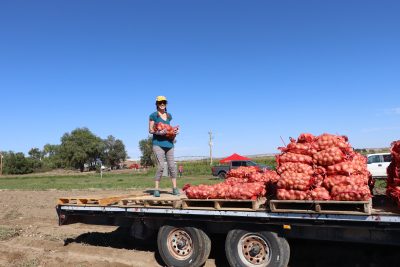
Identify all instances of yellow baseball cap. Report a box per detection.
[156,96,167,102]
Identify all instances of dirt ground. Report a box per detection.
[0,189,399,267]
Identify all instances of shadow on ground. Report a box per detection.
[64,228,400,267]
[64,227,164,265]
[63,228,231,266]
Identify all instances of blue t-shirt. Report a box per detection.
[149,112,174,148]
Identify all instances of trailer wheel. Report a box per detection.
[225,229,289,267]
[218,171,226,179]
[157,225,211,267]
[278,237,290,267]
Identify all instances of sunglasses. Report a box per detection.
[157,101,167,105]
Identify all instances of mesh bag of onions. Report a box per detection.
[386,140,400,206]
[154,122,179,140]
[183,166,280,200]
[275,133,372,201]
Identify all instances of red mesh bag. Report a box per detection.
[307,187,331,200]
[225,177,248,185]
[261,170,281,183]
[297,133,316,143]
[248,170,280,183]
[331,184,371,201]
[387,162,400,185]
[323,174,369,190]
[276,153,313,165]
[310,173,325,188]
[313,147,346,166]
[387,186,400,206]
[277,172,312,191]
[154,122,179,140]
[227,166,259,178]
[314,133,351,152]
[277,162,314,175]
[227,167,280,184]
[277,189,309,200]
[326,153,368,176]
[278,138,317,156]
[184,180,267,200]
[386,140,400,206]
[227,182,266,200]
[184,184,213,199]
[391,140,400,165]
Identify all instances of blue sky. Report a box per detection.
[1,1,399,160]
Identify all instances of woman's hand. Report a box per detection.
[174,126,180,135]
[154,129,167,135]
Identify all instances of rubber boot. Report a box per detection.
[153,190,160,197]
[172,188,180,196]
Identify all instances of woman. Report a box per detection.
[149,96,180,197]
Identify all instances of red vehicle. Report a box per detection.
[129,163,140,169]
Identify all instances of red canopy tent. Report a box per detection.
[219,153,251,164]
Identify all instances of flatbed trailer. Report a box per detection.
[56,194,400,267]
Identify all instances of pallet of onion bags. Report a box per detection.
[271,133,373,215]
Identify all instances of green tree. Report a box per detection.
[3,151,33,175]
[139,136,155,167]
[103,135,127,169]
[28,147,43,160]
[59,128,105,172]
[28,147,43,170]
[42,144,64,169]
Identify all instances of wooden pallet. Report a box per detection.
[182,198,266,211]
[58,193,148,206]
[269,199,372,215]
[119,195,185,209]
[58,197,102,205]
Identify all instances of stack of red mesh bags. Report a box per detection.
[276,133,372,201]
[386,141,400,206]
[184,166,279,200]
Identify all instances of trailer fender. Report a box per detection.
[130,219,157,241]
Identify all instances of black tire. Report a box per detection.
[278,237,290,267]
[218,171,226,179]
[225,229,288,267]
[157,225,211,267]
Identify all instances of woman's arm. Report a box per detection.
[149,120,155,134]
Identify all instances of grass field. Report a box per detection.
[0,171,221,190]
[0,171,386,191]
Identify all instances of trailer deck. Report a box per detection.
[57,193,400,227]
[56,193,400,266]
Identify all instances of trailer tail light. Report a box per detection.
[283,224,291,230]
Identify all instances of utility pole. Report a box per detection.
[0,153,3,176]
[208,131,213,166]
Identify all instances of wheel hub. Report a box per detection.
[177,239,187,249]
[167,228,193,260]
[249,244,261,257]
[239,234,271,266]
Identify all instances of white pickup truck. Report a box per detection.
[367,153,391,178]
